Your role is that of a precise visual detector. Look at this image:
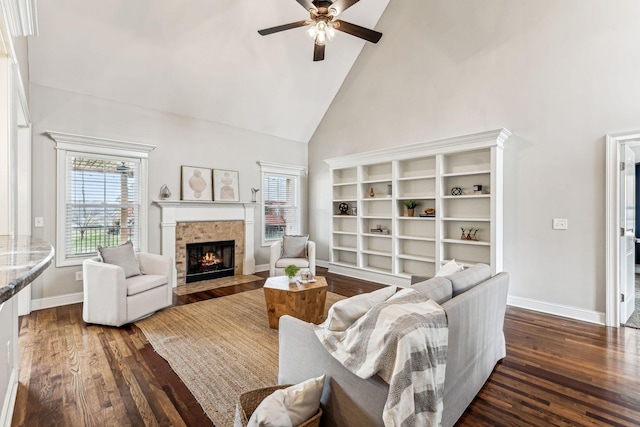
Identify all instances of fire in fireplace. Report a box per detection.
[186,240,235,283]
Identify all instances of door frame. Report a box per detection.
[606,130,640,327]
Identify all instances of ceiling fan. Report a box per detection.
[258,0,383,62]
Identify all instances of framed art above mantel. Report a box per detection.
[181,166,212,201]
[213,169,240,202]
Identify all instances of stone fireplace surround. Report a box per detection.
[154,201,257,287]
[178,223,241,285]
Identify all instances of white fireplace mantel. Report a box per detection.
[153,200,257,284]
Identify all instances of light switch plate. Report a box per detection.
[34,217,44,227]
[553,218,568,230]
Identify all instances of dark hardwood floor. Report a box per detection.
[12,268,640,426]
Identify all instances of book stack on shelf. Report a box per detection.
[370,227,389,235]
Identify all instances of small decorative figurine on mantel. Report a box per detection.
[159,184,172,199]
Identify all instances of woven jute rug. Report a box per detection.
[173,274,264,296]
[136,288,344,427]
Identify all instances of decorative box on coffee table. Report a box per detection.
[263,276,327,329]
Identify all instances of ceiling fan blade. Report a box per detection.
[295,0,317,12]
[313,43,325,61]
[258,20,311,36]
[329,0,360,15]
[333,20,383,44]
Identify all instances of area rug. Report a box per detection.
[173,274,264,296]
[136,288,344,427]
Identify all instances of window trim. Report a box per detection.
[258,161,305,247]
[48,131,156,267]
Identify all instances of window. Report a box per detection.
[66,156,140,256]
[50,132,156,266]
[258,161,305,246]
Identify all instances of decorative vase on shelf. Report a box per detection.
[403,200,418,217]
[369,187,375,198]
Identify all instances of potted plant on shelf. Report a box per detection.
[403,200,418,217]
[284,264,300,283]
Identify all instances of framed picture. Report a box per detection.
[181,166,213,201]
[213,169,240,201]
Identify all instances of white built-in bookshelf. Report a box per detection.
[325,129,511,286]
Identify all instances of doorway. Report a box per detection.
[605,131,640,327]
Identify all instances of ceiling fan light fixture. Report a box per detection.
[307,20,335,45]
[257,0,381,61]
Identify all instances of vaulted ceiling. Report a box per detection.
[28,0,390,143]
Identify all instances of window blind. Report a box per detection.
[263,173,298,240]
[65,154,141,257]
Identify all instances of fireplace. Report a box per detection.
[154,201,257,286]
[186,240,235,283]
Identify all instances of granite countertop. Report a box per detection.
[0,235,54,305]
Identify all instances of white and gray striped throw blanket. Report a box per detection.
[314,288,448,427]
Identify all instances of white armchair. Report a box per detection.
[82,252,175,327]
[269,237,316,277]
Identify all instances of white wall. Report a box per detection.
[30,84,308,301]
[309,0,640,317]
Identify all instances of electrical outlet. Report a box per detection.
[34,217,44,227]
[75,271,83,281]
[553,218,568,230]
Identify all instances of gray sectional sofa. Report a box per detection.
[278,264,509,427]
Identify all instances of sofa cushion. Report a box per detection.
[324,286,397,331]
[98,241,141,278]
[282,235,308,258]
[275,258,310,269]
[412,276,453,305]
[126,274,167,296]
[447,263,492,296]
[247,375,325,427]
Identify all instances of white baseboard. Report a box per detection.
[0,368,17,427]
[255,264,269,273]
[31,292,83,311]
[507,295,605,325]
[328,263,410,287]
[255,260,330,274]
[324,265,606,325]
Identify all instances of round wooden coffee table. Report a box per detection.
[263,276,328,329]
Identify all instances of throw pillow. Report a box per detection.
[448,263,492,296]
[247,375,325,427]
[247,390,291,427]
[412,276,453,305]
[282,235,309,258]
[98,241,141,278]
[324,285,397,331]
[435,259,464,277]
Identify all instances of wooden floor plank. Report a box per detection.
[12,268,640,426]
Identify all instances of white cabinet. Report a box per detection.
[325,129,510,286]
